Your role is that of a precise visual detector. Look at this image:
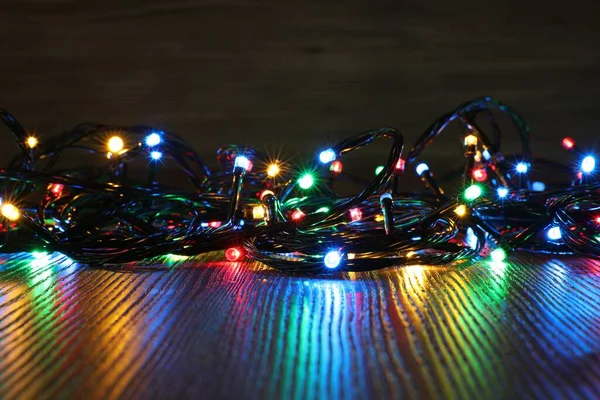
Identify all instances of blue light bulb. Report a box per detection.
[145,132,162,147]
[497,187,509,198]
[581,156,596,173]
[324,250,342,269]
[547,226,562,241]
[150,151,162,160]
[416,163,429,176]
[516,162,528,173]
[234,156,251,171]
[319,149,336,164]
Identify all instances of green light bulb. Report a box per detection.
[316,207,329,213]
[464,184,482,200]
[298,174,314,189]
[375,166,384,175]
[490,248,506,262]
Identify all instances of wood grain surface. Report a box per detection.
[0,252,598,399]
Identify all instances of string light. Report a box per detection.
[107,136,124,153]
[0,98,598,274]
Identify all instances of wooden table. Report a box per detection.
[0,252,598,399]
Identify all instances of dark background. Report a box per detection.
[2,0,599,176]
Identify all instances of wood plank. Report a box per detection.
[0,253,598,399]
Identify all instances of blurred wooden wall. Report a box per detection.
[1,0,599,168]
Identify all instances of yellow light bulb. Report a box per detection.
[26,136,38,148]
[374,214,384,222]
[406,251,416,258]
[454,204,468,217]
[252,205,266,220]
[107,136,124,153]
[464,135,478,146]
[1,203,20,221]
[266,163,280,178]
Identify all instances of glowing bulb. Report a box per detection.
[267,163,280,177]
[581,156,596,173]
[375,166,385,175]
[595,216,600,224]
[298,174,314,189]
[416,163,429,176]
[395,158,406,172]
[490,248,506,262]
[319,148,336,164]
[225,247,242,262]
[547,226,562,241]
[482,149,491,160]
[454,205,467,217]
[26,136,38,148]
[516,162,528,174]
[1,203,20,221]
[252,205,266,219]
[145,132,162,147]
[32,251,48,259]
[209,221,222,228]
[349,208,362,221]
[49,183,64,195]
[316,207,329,213]
[374,214,384,222]
[464,135,478,146]
[234,156,251,171]
[532,181,545,192]
[324,250,342,269]
[464,184,482,201]
[107,136,124,153]
[562,137,575,150]
[497,187,509,198]
[150,151,162,160]
[471,168,487,182]
[291,210,305,220]
[330,160,343,174]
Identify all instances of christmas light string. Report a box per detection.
[0,96,598,273]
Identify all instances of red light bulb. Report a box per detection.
[562,137,575,150]
[472,168,487,182]
[395,158,406,173]
[349,208,362,222]
[291,210,305,220]
[225,247,242,261]
[209,221,222,228]
[50,183,64,195]
[330,161,343,174]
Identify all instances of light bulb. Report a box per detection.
[490,248,506,262]
[454,205,467,216]
[324,250,342,269]
[267,163,280,177]
[234,156,251,171]
[252,205,266,219]
[472,168,487,182]
[150,151,162,160]
[581,156,596,173]
[464,135,478,146]
[349,208,362,221]
[291,210,305,220]
[26,136,38,148]
[375,166,385,175]
[107,136,124,153]
[1,203,20,221]
[319,149,336,164]
[547,226,562,241]
[225,247,242,261]
[145,132,162,147]
[497,187,509,198]
[516,162,528,174]
[416,163,429,176]
[464,184,482,200]
[561,137,575,150]
[395,158,406,172]
[330,161,343,174]
[298,174,314,189]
